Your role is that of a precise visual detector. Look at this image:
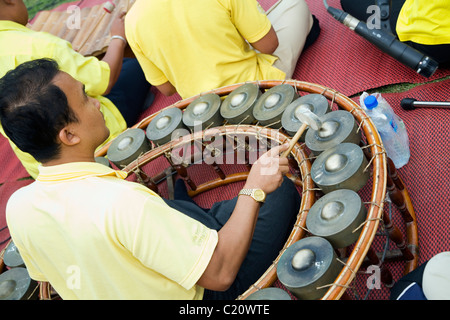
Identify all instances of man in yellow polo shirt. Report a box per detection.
[125,0,319,99]
[0,59,300,299]
[0,0,153,178]
[396,0,450,65]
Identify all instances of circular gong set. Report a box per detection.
[106,83,338,169]
[0,241,38,300]
[22,80,417,300]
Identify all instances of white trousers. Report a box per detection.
[266,0,313,78]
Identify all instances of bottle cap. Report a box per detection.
[364,95,378,109]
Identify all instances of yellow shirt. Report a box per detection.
[125,0,285,99]
[396,0,450,45]
[0,20,127,178]
[6,162,218,300]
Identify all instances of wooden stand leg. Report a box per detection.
[135,170,158,193]
[382,207,415,261]
[173,164,197,191]
[203,138,226,180]
[386,158,413,223]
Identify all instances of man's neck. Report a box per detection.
[0,16,25,26]
[42,151,97,167]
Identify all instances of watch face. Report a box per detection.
[253,189,265,202]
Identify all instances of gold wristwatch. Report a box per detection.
[238,188,266,203]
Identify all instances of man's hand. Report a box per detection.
[244,143,290,194]
[110,11,127,39]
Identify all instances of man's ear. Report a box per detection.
[58,127,81,146]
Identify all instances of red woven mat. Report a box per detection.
[345,79,450,300]
[377,79,450,263]
[0,136,29,184]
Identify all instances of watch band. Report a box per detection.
[238,189,253,197]
[238,188,265,203]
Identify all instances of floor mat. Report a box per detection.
[372,79,450,264]
[0,136,29,184]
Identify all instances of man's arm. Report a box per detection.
[101,12,127,95]
[196,143,289,291]
[250,26,279,54]
[156,81,178,96]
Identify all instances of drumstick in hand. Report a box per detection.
[281,109,322,158]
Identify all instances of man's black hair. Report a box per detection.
[0,58,78,163]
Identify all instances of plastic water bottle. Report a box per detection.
[360,92,410,169]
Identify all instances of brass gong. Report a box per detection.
[146,107,188,146]
[95,156,111,167]
[3,241,24,268]
[311,143,370,194]
[107,128,151,168]
[306,189,367,248]
[281,93,330,138]
[182,93,223,130]
[252,84,298,128]
[220,83,261,124]
[0,268,38,300]
[245,287,292,300]
[277,236,342,300]
[305,110,361,155]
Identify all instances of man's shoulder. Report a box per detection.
[8,180,36,200]
[6,181,37,219]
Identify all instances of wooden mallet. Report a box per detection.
[281,108,322,158]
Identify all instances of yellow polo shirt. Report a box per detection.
[0,20,126,178]
[396,0,450,45]
[125,0,285,99]
[6,162,218,300]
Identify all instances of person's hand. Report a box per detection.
[244,143,290,195]
[110,11,126,39]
